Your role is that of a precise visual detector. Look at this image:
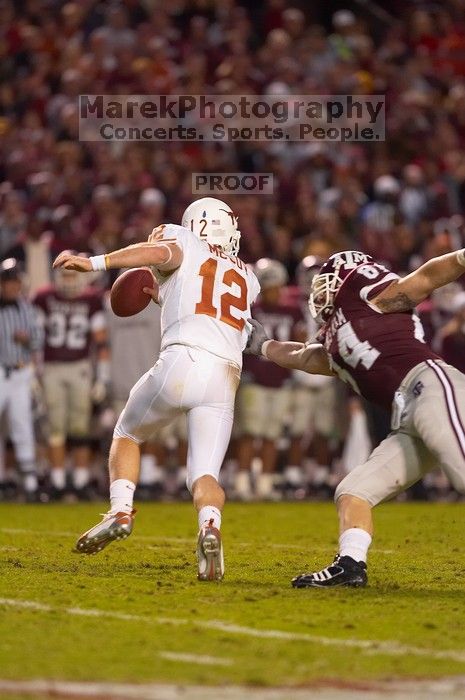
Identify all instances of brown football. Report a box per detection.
[110,267,158,317]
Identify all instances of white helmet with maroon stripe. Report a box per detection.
[309,250,373,323]
[182,197,241,256]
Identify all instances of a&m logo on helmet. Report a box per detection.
[309,250,373,323]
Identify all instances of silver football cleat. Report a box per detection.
[75,510,136,555]
[197,518,224,581]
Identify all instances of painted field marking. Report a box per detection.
[2,678,465,700]
[2,677,465,700]
[159,651,233,666]
[1,597,465,665]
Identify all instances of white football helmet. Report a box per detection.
[254,258,288,289]
[182,197,240,256]
[54,251,89,298]
[54,268,88,298]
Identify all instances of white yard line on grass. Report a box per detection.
[1,678,465,700]
[159,652,233,666]
[1,597,464,665]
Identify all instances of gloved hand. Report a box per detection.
[244,319,270,356]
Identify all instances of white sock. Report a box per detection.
[176,466,187,486]
[198,505,221,530]
[235,470,251,492]
[284,465,303,486]
[339,527,372,563]
[73,467,90,490]
[23,473,38,493]
[256,472,274,497]
[51,468,66,490]
[110,478,136,514]
[312,465,329,486]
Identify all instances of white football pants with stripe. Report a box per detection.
[335,359,465,505]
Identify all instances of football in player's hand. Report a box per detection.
[110,268,158,317]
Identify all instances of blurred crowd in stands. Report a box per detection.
[1,0,465,501]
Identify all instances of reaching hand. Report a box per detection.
[244,318,270,355]
[53,251,93,272]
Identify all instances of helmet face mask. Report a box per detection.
[182,197,240,256]
[308,250,373,323]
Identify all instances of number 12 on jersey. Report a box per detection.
[195,258,247,331]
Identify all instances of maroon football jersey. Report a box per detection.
[244,299,303,388]
[441,332,465,374]
[34,286,106,362]
[319,262,440,408]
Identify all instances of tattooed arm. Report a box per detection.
[372,251,465,313]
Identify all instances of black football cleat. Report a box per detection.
[292,555,367,588]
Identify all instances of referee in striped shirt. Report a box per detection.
[0,258,43,500]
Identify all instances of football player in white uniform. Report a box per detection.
[53,197,260,580]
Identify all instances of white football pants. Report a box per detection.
[114,345,241,491]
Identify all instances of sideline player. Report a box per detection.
[236,258,301,500]
[246,248,465,587]
[53,197,260,581]
[34,263,109,499]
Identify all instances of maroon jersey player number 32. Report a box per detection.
[247,248,465,588]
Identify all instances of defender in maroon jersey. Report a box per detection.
[34,265,110,498]
[246,248,465,587]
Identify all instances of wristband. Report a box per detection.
[262,339,272,358]
[457,249,465,268]
[89,254,107,271]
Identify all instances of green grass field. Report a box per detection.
[0,501,464,696]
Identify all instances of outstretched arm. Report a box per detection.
[264,339,334,375]
[245,319,333,375]
[373,250,465,313]
[53,241,183,273]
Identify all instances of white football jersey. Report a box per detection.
[152,224,260,367]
